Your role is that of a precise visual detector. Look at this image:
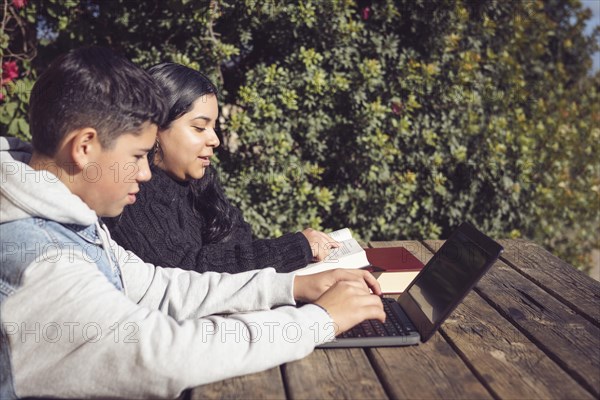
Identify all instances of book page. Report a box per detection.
[295,238,370,276]
[376,271,420,294]
[328,228,353,242]
[329,237,363,258]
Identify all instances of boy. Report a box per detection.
[0,47,384,399]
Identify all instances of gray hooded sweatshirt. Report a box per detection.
[0,137,334,399]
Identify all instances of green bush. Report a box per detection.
[2,0,598,270]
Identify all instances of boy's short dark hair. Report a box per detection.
[29,46,167,156]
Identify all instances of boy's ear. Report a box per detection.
[67,127,101,169]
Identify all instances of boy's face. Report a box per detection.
[80,123,157,217]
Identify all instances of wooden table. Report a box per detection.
[187,240,600,400]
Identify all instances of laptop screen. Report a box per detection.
[407,230,490,325]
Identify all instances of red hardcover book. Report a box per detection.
[364,247,424,294]
[364,247,424,271]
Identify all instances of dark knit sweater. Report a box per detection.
[104,165,313,273]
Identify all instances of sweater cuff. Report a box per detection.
[265,232,313,273]
[270,271,297,306]
[300,304,337,345]
[294,232,314,264]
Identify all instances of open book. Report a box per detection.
[295,228,424,293]
[295,228,369,276]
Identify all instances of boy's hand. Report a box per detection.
[315,282,385,335]
[301,228,340,261]
[293,269,382,303]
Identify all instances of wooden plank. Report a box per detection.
[424,240,600,398]
[190,367,286,400]
[441,292,594,399]
[367,335,493,400]
[366,241,492,399]
[498,239,600,326]
[282,348,388,399]
[398,240,595,398]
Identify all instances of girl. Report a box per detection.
[105,63,337,273]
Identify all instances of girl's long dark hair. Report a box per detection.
[148,63,235,244]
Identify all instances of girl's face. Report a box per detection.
[156,94,220,181]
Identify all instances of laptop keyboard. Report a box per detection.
[339,298,417,339]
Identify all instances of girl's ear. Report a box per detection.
[66,127,100,169]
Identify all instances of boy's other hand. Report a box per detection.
[301,228,340,261]
[315,282,385,336]
[293,269,382,303]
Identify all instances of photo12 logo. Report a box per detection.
[2,321,139,344]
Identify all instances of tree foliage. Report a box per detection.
[2,0,598,269]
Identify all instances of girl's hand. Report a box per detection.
[301,228,340,261]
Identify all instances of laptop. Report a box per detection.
[319,222,503,348]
